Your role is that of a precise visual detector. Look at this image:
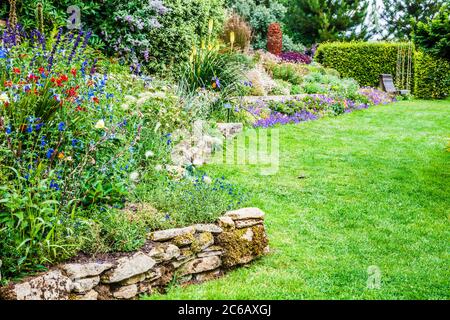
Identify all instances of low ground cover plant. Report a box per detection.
[241,88,395,128]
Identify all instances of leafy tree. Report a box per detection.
[414,4,450,60]
[285,0,370,45]
[380,0,446,40]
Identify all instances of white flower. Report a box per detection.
[203,175,212,184]
[124,95,137,103]
[137,97,148,107]
[121,103,129,111]
[129,171,140,182]
[95,119,106,129]
[154,164,163,171]
[0,93,9,104]
[145,150,155,158]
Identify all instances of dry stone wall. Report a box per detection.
[0,207,268,300]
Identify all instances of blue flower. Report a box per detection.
[0,49,6,59]
[58,122,65,132]
[50,180,60,191]
[224,103,232,109]
[6,126,12,134]
[26,125,33,133]
[41,136,47,147]
[71,139,78,147]
[36,122,44,131]
[46,148,54,159]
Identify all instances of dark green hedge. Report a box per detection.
[315,41,414,88]
[414,51,450,99]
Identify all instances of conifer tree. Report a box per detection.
[285,0,370,45]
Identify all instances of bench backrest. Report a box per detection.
[380,74,397,93]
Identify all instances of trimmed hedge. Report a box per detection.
[315,42,414,88]
[414,51,450,99]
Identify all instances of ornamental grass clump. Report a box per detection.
[222,13,252,52]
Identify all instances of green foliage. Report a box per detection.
[285,0,370,45]
[144,0,226,74]
[414,51,450,99]
[414,4,450,60]
[380,0,446,40]
[0,0,225,75]
[137,172,248,229]
[226,0,303,51]
[269,62,309,85]
[316,41,414,87]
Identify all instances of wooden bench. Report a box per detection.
[379,74,410,95]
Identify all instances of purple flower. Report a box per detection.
[280,51,312,64]
[212,77,221,89]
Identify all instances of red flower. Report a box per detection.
[28,74,39,82]
[13,67,21,75]
[60,74,69,82]
[4,80,13,87]
[71,68,77,77]
[66,86,79,98]
[38,67,45,74]
[92,97,100,104]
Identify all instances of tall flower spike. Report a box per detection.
[36,2,44,35]
[8,0,18,31]
[208,19,214,35]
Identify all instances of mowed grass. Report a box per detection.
[146,99,450,300]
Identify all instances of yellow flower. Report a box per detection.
[95,119,106,129]
[208,19,214,34]
[230,31,235,44]
[58,152,65,160]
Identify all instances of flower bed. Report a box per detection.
[241,88,396,128]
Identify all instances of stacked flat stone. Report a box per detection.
[0,208,268,300]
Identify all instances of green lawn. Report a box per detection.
[147,99,450,300]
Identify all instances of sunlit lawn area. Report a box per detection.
[146,99,450,299]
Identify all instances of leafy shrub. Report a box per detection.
[315,41,415,88]
[290,84,303,95]
[222,13,252,52]
[282,34,306,53]
[280,51,312,64]
[414,4,450,60]
[267,22,283,56]
[269,79,292,95]
[414,51,450,99]
[269,63,310,85]
[0,0,226,75]
[144,0,226,74]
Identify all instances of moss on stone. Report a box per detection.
[191,232,214,253]
[217,225,268,268]
[172,232,195,247]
